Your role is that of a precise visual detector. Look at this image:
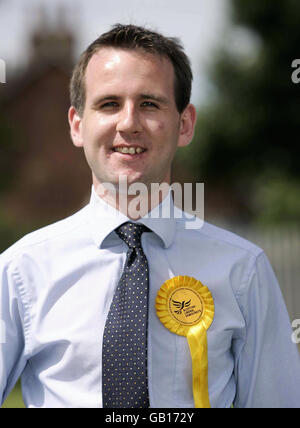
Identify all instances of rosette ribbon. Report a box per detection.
[155,275,214,408]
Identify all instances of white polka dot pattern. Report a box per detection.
[102,222,150,408]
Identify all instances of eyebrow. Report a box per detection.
[91,95,119,109]
[140,93,169,105]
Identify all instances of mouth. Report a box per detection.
[112,145,147,156]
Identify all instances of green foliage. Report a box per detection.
[0,211,29,253]
[179,0,300,223]
[1,381,25,409]
[252,171,300,224]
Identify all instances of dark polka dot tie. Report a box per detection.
[102,222,150,408]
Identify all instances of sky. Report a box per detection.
[0,0,231,106]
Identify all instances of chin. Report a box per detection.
[115,172,145,185]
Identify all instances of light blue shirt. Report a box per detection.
[1,187,300,408]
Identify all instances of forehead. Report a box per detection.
[84,47,175,97]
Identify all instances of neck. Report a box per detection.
[94,178,171,220]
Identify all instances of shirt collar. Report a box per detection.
[88,186,176,249]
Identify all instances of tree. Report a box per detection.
[176,0,300,224]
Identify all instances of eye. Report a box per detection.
[141,101,159,109]
[100,101,119,109]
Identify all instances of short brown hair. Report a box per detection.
[69,24,193,116]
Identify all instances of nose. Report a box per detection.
[116,102,142,134]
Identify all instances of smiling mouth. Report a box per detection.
[112,146,146,155]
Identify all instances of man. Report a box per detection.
[1,24,300,408]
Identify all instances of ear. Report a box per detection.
[68,106,84,147]
[177,103,197,148]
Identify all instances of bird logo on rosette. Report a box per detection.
[172,299,191,315]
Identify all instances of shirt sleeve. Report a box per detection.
[233,251,300,408]
[0,253,28,405]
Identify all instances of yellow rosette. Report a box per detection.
[155,275,214,408]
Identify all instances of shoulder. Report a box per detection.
[175,215,263,258]
[198,221,263,257]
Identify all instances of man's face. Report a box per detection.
[69,48,196,191]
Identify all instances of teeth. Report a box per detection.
[114,146,144,154]
[120,147,129,153]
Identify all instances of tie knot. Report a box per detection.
[115,222,149,248]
